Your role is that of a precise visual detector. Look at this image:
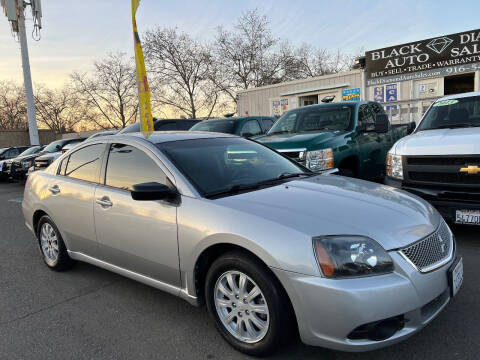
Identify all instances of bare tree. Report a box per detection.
[0,81,27,130]
[212,9,285,104]
[34,84,84,133]
[71,52,138,129]
[143,27,221,119]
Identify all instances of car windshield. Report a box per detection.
[18,146,43,156]
[43,140,66,153]
[190,120,238,134]
[159,137,309,198]
[268,105,353,135]
[417,96,480,131]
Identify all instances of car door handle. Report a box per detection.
[96,197,113,208]
[48,185,60,195]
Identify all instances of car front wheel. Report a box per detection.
[205,251,292,356]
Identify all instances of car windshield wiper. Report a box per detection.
[205,183,262,199]
[205,173,312,199]
[427,123,479,130]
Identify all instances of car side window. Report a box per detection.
[155,122,177,131]
[262,118,274,131]
[65,144,105,183]
[240,120,262,136]
[105,143,168,191]
[358,104,376,131]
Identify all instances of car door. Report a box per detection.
[370,102,391,172]
[45,143,106,255]
[93,142,180,287]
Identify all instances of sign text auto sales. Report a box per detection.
[365,29,480,84]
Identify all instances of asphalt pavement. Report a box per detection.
[0,181,478,360]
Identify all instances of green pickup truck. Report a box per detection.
[256,101,414,180]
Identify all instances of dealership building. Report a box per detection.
[237,28,480,124]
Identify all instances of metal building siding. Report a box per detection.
[237,70,363,116]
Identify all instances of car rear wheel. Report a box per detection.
[205,251,292,356]
[37,215,74,271]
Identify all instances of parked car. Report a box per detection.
[189,116,276,137]
[117,119,200,134]
[0,146,31,173]
[33,138,86,172]
[385,91,480,226]
[1,145,44,181]
[10,138,85,180]
[23,132,462,356]
[255,102,415,180]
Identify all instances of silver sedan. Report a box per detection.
[22,132,463,356]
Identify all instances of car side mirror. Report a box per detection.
[131,182,179,202]
[407,121,416,134]
[375,114,389,133]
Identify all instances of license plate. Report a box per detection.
[448,257,463,297]
[455,210,480,225]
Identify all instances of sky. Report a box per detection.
[1,0,480,88]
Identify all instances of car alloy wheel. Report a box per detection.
[214,270,270,343]
[40,222,59,266]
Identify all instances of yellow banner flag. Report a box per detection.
[132,0,154,136]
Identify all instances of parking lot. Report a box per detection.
[0,181,478,360]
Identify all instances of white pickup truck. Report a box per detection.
[385,92,480,226]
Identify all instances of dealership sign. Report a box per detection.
[366,28,480,85]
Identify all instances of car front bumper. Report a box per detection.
[384,177,480,223]
[272,250,456,352]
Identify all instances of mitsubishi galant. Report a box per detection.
[22,132,463,356]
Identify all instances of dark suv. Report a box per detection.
[118,119,200,134]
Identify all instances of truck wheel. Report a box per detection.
[205,251,291,356]
[37,215,75,271]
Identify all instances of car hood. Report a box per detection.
[35,152,61,161]
[215,175,439,250]
[393,127,480,155]
[256,131,340,150]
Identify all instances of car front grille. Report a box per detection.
[400,220,453,273]
[404,155,480,188]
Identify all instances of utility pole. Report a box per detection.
[17,1,39,145]
[1,0,42,145]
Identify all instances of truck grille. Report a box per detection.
[405,155,480,188]
[400,220,453,273]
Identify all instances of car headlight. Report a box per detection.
[305,148,334,172]
[386,153,403,180]
[313,236,394,278]
[21,160,33,169]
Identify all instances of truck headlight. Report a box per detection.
[313,236,393,278]
[386,153,403,180]
[306,148,334,172]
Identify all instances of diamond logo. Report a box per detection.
[426,37,453,54]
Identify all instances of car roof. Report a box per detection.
[99,131,236,144]
[436,91,480,101]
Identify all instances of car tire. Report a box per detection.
[37,215,75,271]
[205,251,292,356]
[338,167,356,178]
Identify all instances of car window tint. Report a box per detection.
[262,118,274,131]
[240,120,262,136]
[105,144,167,191]
[358,104,376,131]
[65,144,105,183]
[58,157,68,176]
